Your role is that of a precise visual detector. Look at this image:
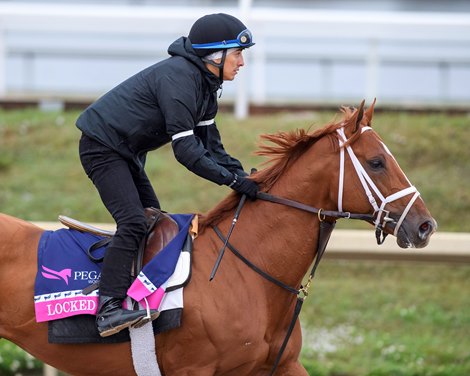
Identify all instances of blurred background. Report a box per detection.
[0,1,469,376]
[1,0,469,116]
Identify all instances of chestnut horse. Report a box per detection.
[0,102,436,375]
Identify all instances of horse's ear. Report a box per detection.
[352,99,365,133]
[365,98,377,126]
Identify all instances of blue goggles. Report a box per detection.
[192,29,254,50]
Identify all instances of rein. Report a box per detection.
[257,192,374,222]
[212,185,377,297]
[211,191,370,374]
[213,183,371,374]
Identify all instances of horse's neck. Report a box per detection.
[247,206,323,284]
[235,157,335,288]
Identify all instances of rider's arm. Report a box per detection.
[156,74,235,186]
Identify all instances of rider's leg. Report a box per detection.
[79,134,158,337]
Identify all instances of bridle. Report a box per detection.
[211,123,422,374]
[336,126,420,244]
[256,125,421,245]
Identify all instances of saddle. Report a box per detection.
[59,208,179,293]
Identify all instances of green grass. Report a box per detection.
[0,341,41,375]
[300,260,470,376]
[0,107,469,375]
[0,108,469,231]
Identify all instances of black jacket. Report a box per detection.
[76,37,245,185]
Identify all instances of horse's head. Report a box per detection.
[337,100,436,248]
[202,100,436,250]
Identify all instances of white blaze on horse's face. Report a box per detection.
[337,125,436,249]
[379,140,413,186]
[380,141,393,157]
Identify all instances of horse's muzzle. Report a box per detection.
[396,217,437,249]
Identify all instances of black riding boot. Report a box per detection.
[96,295,159,337]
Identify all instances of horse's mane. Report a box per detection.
[198,105,369,232]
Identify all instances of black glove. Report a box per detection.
[228,174,259,200]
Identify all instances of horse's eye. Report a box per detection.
[368,158,385,170]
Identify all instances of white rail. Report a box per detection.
[33,221,470,263]
[1,2,470,117]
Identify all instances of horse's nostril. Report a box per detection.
[419,220,434,240]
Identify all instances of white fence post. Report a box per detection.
[0,28,6,96]
[235,0,253,119]
[251,30,266,105]
[365,38,379,103]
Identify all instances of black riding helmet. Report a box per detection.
[188,13,255,80]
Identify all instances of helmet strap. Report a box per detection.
[202,49,228,81]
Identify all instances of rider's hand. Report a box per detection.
[228,174,259,200]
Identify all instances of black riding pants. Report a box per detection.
[79,133,160,299]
